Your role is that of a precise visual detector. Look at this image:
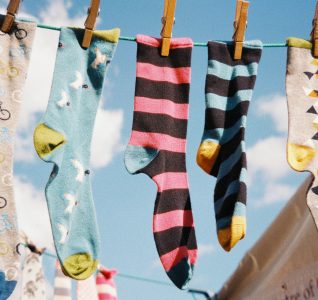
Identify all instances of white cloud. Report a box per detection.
[39,0,86,27]
[14,176,54,251]
[247,136,289,184]
[254,182,296,207]
[247,136,296,207]
[198,243,215,257]
[91,108,124,169]
[256,94,288,134]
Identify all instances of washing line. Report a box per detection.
[21,243,215,299]
[18,19,288,48]
[20,243,174,288]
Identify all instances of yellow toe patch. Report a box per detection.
[287,143,315,171]
[217,216,246,252]
[33,123,66,159]
[196,141,221,174]
[63,253,98,280]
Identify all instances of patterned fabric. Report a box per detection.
[196,41,262,251]
[286,37,318,227]
[33,28,120,280]
[0,17,36,300]
[124,34,197,289]
[21,252,46,300]
[77,275,98,300]
[53,260,71,300]
[96,267,118,300]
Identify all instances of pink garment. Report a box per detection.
[96,267,118,300]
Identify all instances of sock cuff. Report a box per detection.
[94,28,120,43]
[64,27,120,45]
[207,40,262,66]
[287,37,312,49]
[136,34,193,49]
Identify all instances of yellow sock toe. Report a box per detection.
[217,216,246,252]
[196,141,221,174]
[62,253,98,280]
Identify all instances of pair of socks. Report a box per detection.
[286,38,318,227]
[124,37,262,287]
[0,18,36,299]
[33,27,120,280]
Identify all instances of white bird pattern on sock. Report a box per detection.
[71,159,84,183]
[70,71,84,89]
[57,91,69,107]
[64,193,77,214]
[58,224,68,244]
[91,48,107,69]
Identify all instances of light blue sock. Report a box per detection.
[33,27,120,280]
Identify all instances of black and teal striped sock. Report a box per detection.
[196,41,262,251]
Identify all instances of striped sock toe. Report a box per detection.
[166,257,195,290]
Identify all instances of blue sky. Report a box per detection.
[0,0,314,299]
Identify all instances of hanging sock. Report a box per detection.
[53,260,72,300]
[0,17,36,299]
[124,35,197,289]
[21,251,46,300]
[196,41,262,251]
[96,267,118,300]
[77,275,98,300]
[33,28,120,280]
[286,37,318,228]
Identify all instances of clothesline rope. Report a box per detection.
[21,243,173,287]
[31,21,288,48]
[21,243,216,299]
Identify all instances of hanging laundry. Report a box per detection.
[33,27,120,280]
[124,34,197,289]
[96,267,118,300]
[21,250,46,300]
[0,16,36,300]
[286,37,318,229]
[196,40,262,251]
[53,260,71,300]
[77,275,98,300]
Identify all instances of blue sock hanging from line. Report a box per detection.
[33,27,120,280]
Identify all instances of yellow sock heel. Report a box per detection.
[196,141,221,174]
[33,123,66,158]
[287,143,315,171]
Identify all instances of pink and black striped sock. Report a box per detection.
[124,35,197,289]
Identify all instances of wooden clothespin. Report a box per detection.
[233,0,249,60]
[26,242,46,256]
[311,1,318,57]
[82,0,100,48]
[160,0,177,56]
[1,0,22,33]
